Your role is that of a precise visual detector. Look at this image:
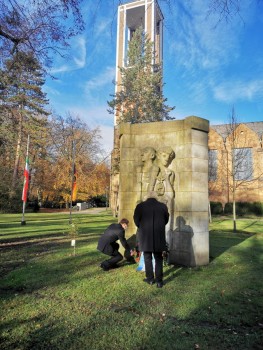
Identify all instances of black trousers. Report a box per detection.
[144,251,163,283]
[102,242,123,268]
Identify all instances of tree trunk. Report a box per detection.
[208,201,212,223]
[233,187,237,232]
[11,110,23,198]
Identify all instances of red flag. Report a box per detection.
[72,164,77,201]
[22,156,30,202]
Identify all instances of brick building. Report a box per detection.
[208,122,263,207]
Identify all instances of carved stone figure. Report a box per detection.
[137,147,159,202]
[155,146,176,235]
[136,145,175,236]
[155,146,175,199]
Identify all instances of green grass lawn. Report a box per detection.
[0,212,262,350]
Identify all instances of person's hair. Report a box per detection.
[142,147,156,155]
[158,146,175,162]
[143,191,158,201]
[119,218,129,225]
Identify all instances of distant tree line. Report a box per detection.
[0,0,111,213]
[1,0,261,213]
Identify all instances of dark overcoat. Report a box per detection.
[97,223,130,255]
[133,198,169,252]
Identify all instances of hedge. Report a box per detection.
[223,202,263,216]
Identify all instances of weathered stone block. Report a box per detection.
[191,129,208,146]
[120,147,137,161]
[192,192,209,211]
[178,172,192,191]
[117,116,209,266]
[192,172,208,191]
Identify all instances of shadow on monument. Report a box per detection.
[169,216,195,267]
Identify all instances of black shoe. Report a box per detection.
[143,278,155,285]
[156,281,164,288]
[100,263,109,271]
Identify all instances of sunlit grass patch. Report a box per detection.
[0,214,262,350]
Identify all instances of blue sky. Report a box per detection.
[44,0,263,154]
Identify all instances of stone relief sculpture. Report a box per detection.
[136,146,176,235]
[155,146,175,199]
[137,147,160,202]
[155,146,176,235]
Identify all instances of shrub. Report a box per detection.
[92,195,107,207]
[224,202,233,215]
[27,200,40,212]
[210,202,223,215]
[251,202,263,216]
[0,188,23,213]
[223,202,263,216]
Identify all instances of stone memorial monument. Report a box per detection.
[117,116,209,267]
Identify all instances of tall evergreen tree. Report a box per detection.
[0,51,49,202]
[108,26,174,124]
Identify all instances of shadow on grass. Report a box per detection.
[163,265,185,284]
[1,214,262,349]
[0,248,103,296]
[0,226,104,242]
[0,219,108,233]
[0,233,263,350]
[209,230,254,260]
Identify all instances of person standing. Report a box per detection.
[133,195,169,288]
[97,218,133,271]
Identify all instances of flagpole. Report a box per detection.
[21,135,30,225]
[69,140,75,224]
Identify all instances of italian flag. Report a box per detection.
[22,156,30,202]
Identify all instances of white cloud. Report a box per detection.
[213,80,263,103]
[95,18,112,38]
[166,0,254,73]
[85,66,115,92]
[43,85,61,96]
[58,104,114,153]
[50,64,72,74]
[83,66,115,105]
[50,36,86,74]
[164,0,261,115]
[72,37,86,68]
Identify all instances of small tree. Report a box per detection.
[208,148,218,222]
[108,26,174,124]
[39,113,109,206]
[222,107,262,232]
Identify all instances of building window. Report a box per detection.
[208,150,217,181]
[233,148,253,181]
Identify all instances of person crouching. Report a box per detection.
[97,218,133,271]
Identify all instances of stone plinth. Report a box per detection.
[117,116,209,267]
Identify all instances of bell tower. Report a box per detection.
[110,0,164,215]
[114,0,164,125]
